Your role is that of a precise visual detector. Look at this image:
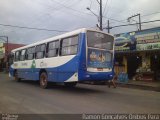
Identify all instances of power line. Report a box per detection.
[107,11,160,25]
[51,0,93,16]
[142,11,160,17]
[103,0,109,15]
[0,23,68,32]
[51,0,125,23]
[104,19,160,29]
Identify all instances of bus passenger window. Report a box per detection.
[47,41,59,57]
[15,51,20,61]
[35,44,46,59]
[26,47,35,60]
[60,36,78,56]
[19,49,26,61]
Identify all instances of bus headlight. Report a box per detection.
[86,75,90,78]
[109,74,113,78]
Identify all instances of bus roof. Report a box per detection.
[12,28,112,52]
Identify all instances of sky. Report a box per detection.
[0,0,160,44]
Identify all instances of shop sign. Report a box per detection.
[115,27,160,52]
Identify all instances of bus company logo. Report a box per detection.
[31,60,36,68]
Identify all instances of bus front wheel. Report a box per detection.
[40,72,48,89]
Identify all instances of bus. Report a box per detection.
[9,28,115,88]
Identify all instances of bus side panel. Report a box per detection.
[18,69,25,79]
[47,68,58,82]
[18,68,39,80]
[57,56,78,82]
[78,33,87,81]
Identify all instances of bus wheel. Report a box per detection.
[40,72,48,89]
[64,82,77,88]
[14,71,21,82]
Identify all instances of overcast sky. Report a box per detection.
[0,0,160,44]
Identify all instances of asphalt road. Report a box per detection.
[0,72,160,114]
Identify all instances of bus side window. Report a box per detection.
[60,35,79,56]
[47,41,59,58]
[19,49,26,61]
[35,44,46,59]
[26,47,35,60]
[15,51,20,61]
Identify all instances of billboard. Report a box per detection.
[115,27,160,52]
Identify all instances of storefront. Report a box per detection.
[114,27,160,82]
[0,43,25,71]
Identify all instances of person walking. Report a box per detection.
[108,74,117,88]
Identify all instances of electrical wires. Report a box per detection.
[0,23,68,32]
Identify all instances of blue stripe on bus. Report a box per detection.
[11,55,79,82]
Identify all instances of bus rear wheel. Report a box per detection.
[14,71,21,82]
[64,82,77,88]
[40,72,48,89]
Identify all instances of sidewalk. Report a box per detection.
[117,80,160,92]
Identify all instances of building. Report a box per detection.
[114,27,160,82]
[0,43,25,71]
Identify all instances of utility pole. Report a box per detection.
[99,0,103,31]
[138,14,141,31]
[107,20,110,33]
[128,13,141,31]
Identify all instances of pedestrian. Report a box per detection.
[108,74,117,88]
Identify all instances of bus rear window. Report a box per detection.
[87,31,114,50]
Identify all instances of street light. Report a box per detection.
[86,7,100,29]
[86,0,103,30]
[0,36,9,72]
[86,7,99,20]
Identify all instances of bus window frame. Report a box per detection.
[46,40,59,58]
[26,46,35,60]
[35,43,46,59]
[19,49,26,61]
[15,51,20,62]
[60,35,79,56]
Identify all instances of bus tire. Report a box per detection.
[40,72,48,89]
[64,82,77,88]
[14,71,21,82]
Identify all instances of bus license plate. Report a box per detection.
[97,68,103,71]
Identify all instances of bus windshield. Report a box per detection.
[87,31,114,50]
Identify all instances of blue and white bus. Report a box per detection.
[9,28,115,88]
